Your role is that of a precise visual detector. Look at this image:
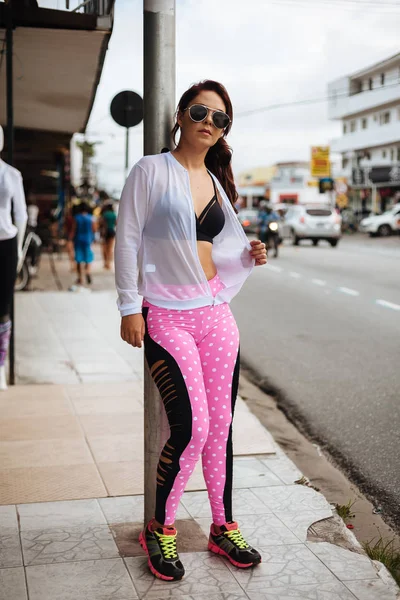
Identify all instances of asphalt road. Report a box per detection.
[232,234,400,527]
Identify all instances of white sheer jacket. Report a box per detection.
[114,151,255,317]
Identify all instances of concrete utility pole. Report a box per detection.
[143,0,176,525]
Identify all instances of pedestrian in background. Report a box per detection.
[71,202,95,285]
[100,202,117,270]
[115,79,267,582]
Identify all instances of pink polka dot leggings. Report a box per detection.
[142,273,240,526]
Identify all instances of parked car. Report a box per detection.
[280,205,342,247]
[359,204,400,237]
[238,208,259,233]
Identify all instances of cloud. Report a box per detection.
[81,0,400,194]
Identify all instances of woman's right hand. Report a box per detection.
[120,314,145,348]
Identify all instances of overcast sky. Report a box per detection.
[70,0,400,194]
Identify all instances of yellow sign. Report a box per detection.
[311,146,330,178]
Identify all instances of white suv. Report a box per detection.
[359,204,400,237]
[280,205,342,247]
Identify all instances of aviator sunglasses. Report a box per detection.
[184,104,231,130]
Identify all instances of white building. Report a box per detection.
[269,162,331,206]
[328,52,400,211]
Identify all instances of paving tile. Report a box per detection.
[196,513,299,547]
[21,524,119,565]
[0,567,28,600]
[98,460,144,496]
[79,413,143,437]
[0,532,23,567]
[306,542,379,581]
[71,395,143,415]
[0,464,107,505]
[0,415,82,441]
[0,505,18,531]
[66,382,143,400]
[260,455,302,485]
[0,438,93,469]
[129,595,249,600]
[88,434,144,463]
[246,581,356,598]
[252,485,332,513]
[345,577,399,600]
[74,360,133,375]
[0,394,72,419]
[125,551,245,598]
[232,457,283,489]
[26,557,137,600]
[80,373,140,383]
[18,499,106,530]
[274,509,334,542]
[98,495,190,524]
[227,544,337,591]
[232,407,276,456]
[181,489,271,519]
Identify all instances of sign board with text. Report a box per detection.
[311,146,330,178]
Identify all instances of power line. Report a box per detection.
[265,0,400,12]
[236,80,400,118]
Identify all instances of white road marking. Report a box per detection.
[376,300,400,311]
[311,279,326,286]
[338,287,360,297]
[289,272,301,279]
[267,265,283,273]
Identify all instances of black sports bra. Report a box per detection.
[195,173,225,244]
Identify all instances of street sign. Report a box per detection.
[311,146,330,178]
[110,91,143,128]
[110,91,144,179]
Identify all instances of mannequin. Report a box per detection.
[0,125,28,390]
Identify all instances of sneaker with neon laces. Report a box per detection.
[139,519,185,581]
[208,521,262,568]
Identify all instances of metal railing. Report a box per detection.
[68,0,113,15]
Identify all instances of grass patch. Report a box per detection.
[335,499,356,522]
[363,537,400,587]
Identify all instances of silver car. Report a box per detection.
[238,208,259,233]
[280,205,342,247]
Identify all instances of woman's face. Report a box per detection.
[178,90,228,150]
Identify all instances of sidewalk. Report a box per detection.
[0,257,398,599]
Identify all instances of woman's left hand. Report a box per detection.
[250,239,267,266]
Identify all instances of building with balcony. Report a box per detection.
[328,52,400,211]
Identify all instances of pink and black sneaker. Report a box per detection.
[208,521,262,568]
[139,519,185,581]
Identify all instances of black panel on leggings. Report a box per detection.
[222,346,240,523]
[142,307,194,525]
[0,235,18,319]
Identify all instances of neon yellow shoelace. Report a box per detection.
[157,532,178,559]
[225,529,250,549]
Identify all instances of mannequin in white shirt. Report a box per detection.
[0,125,28,390]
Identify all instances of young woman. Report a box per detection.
[115,80,267,582]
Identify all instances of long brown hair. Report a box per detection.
[171,80,238,212]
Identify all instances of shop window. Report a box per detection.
[382,150,387,158]
[381,73,385,86]
[342,157,349,169]
[350,120,356,132]
[390,148,395,161]
[361,118,368,129]
[369,78,373,90]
